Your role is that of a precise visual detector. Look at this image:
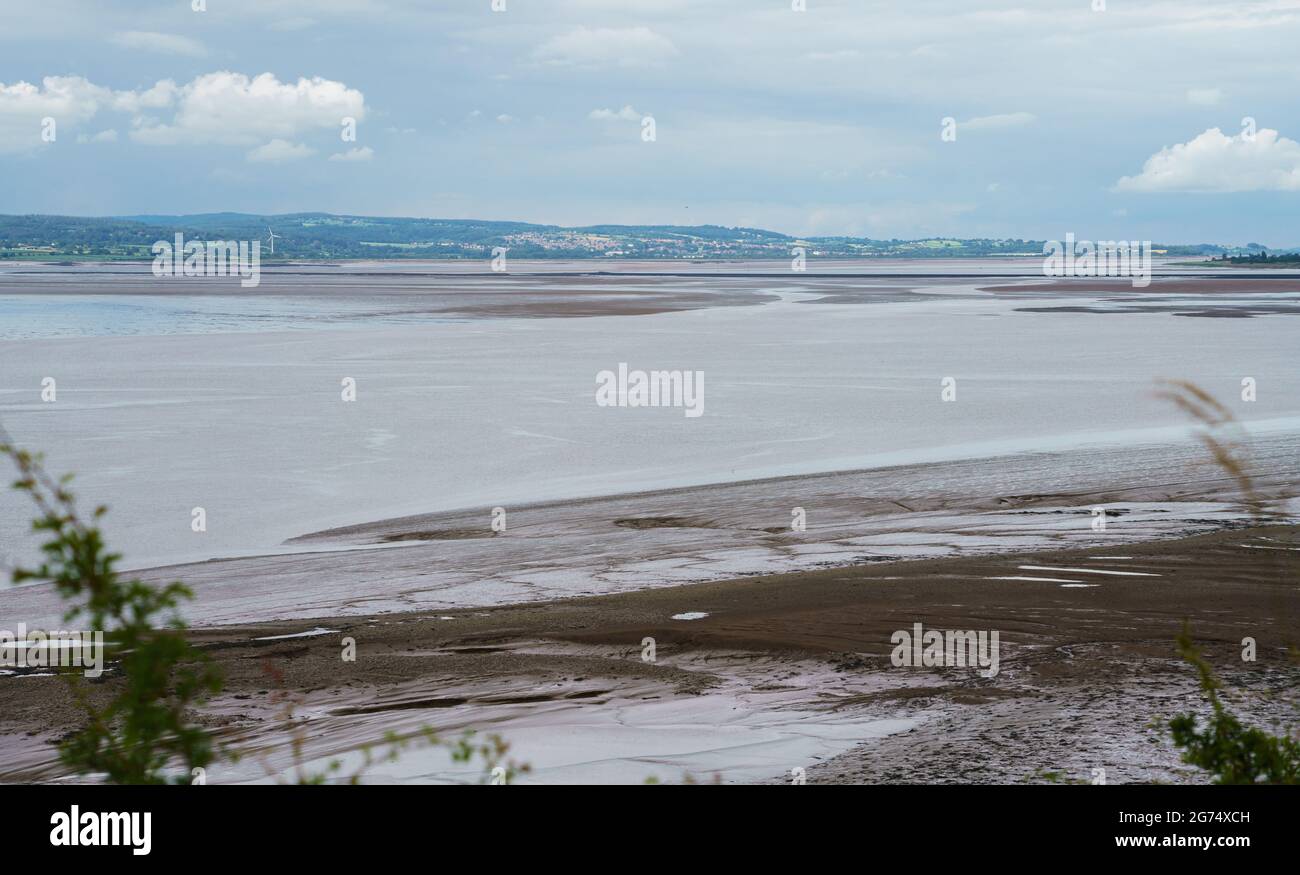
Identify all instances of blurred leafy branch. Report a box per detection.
[1,426,220,784]
[1155,381,1298,784]
[1169,626,1298,784]
[2,427,527,785]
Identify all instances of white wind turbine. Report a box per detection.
[266,227,281,254]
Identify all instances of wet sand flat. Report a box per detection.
[981,278,1300,294]
[1,525,1293,784]
[1,434,1295,630]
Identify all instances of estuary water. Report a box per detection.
[1,263,1297,579]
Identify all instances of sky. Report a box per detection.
[1,0,1298,245]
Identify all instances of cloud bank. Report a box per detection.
[1116,127,1300,193]
[0,72,365,155]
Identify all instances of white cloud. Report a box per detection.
[329,145,374,161]
[1186,88,1223,105]
[961,112,1036,131]
[496,114,514,123]
[111,80,180,114]
[246,138,315,163]
[0,76,105,121]
[0,76,107,152]
[533,26,677,68]
[1115,126,1300,192]
[129,72,365,146]
[110,31,207,57]
[0,72,365,154]
[588,105,640,122]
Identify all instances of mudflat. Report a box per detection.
[2,524,1294,784]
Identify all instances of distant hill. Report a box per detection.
[0,213,1288,261]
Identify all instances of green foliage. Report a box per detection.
[448,730,529,784]
[1,433,221,784]
[1158,382,1299,784]
[1212,251,1300,266]
[1169,629,1300,784]
[2,431,528,785]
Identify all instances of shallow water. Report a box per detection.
[0,294,462,339]
[0,268,1297,580]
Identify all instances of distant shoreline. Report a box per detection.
[5,213,1289,263]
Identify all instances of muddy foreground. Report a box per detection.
[1,524,1295,784]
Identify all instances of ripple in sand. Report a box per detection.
[1019,565,1160,577]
